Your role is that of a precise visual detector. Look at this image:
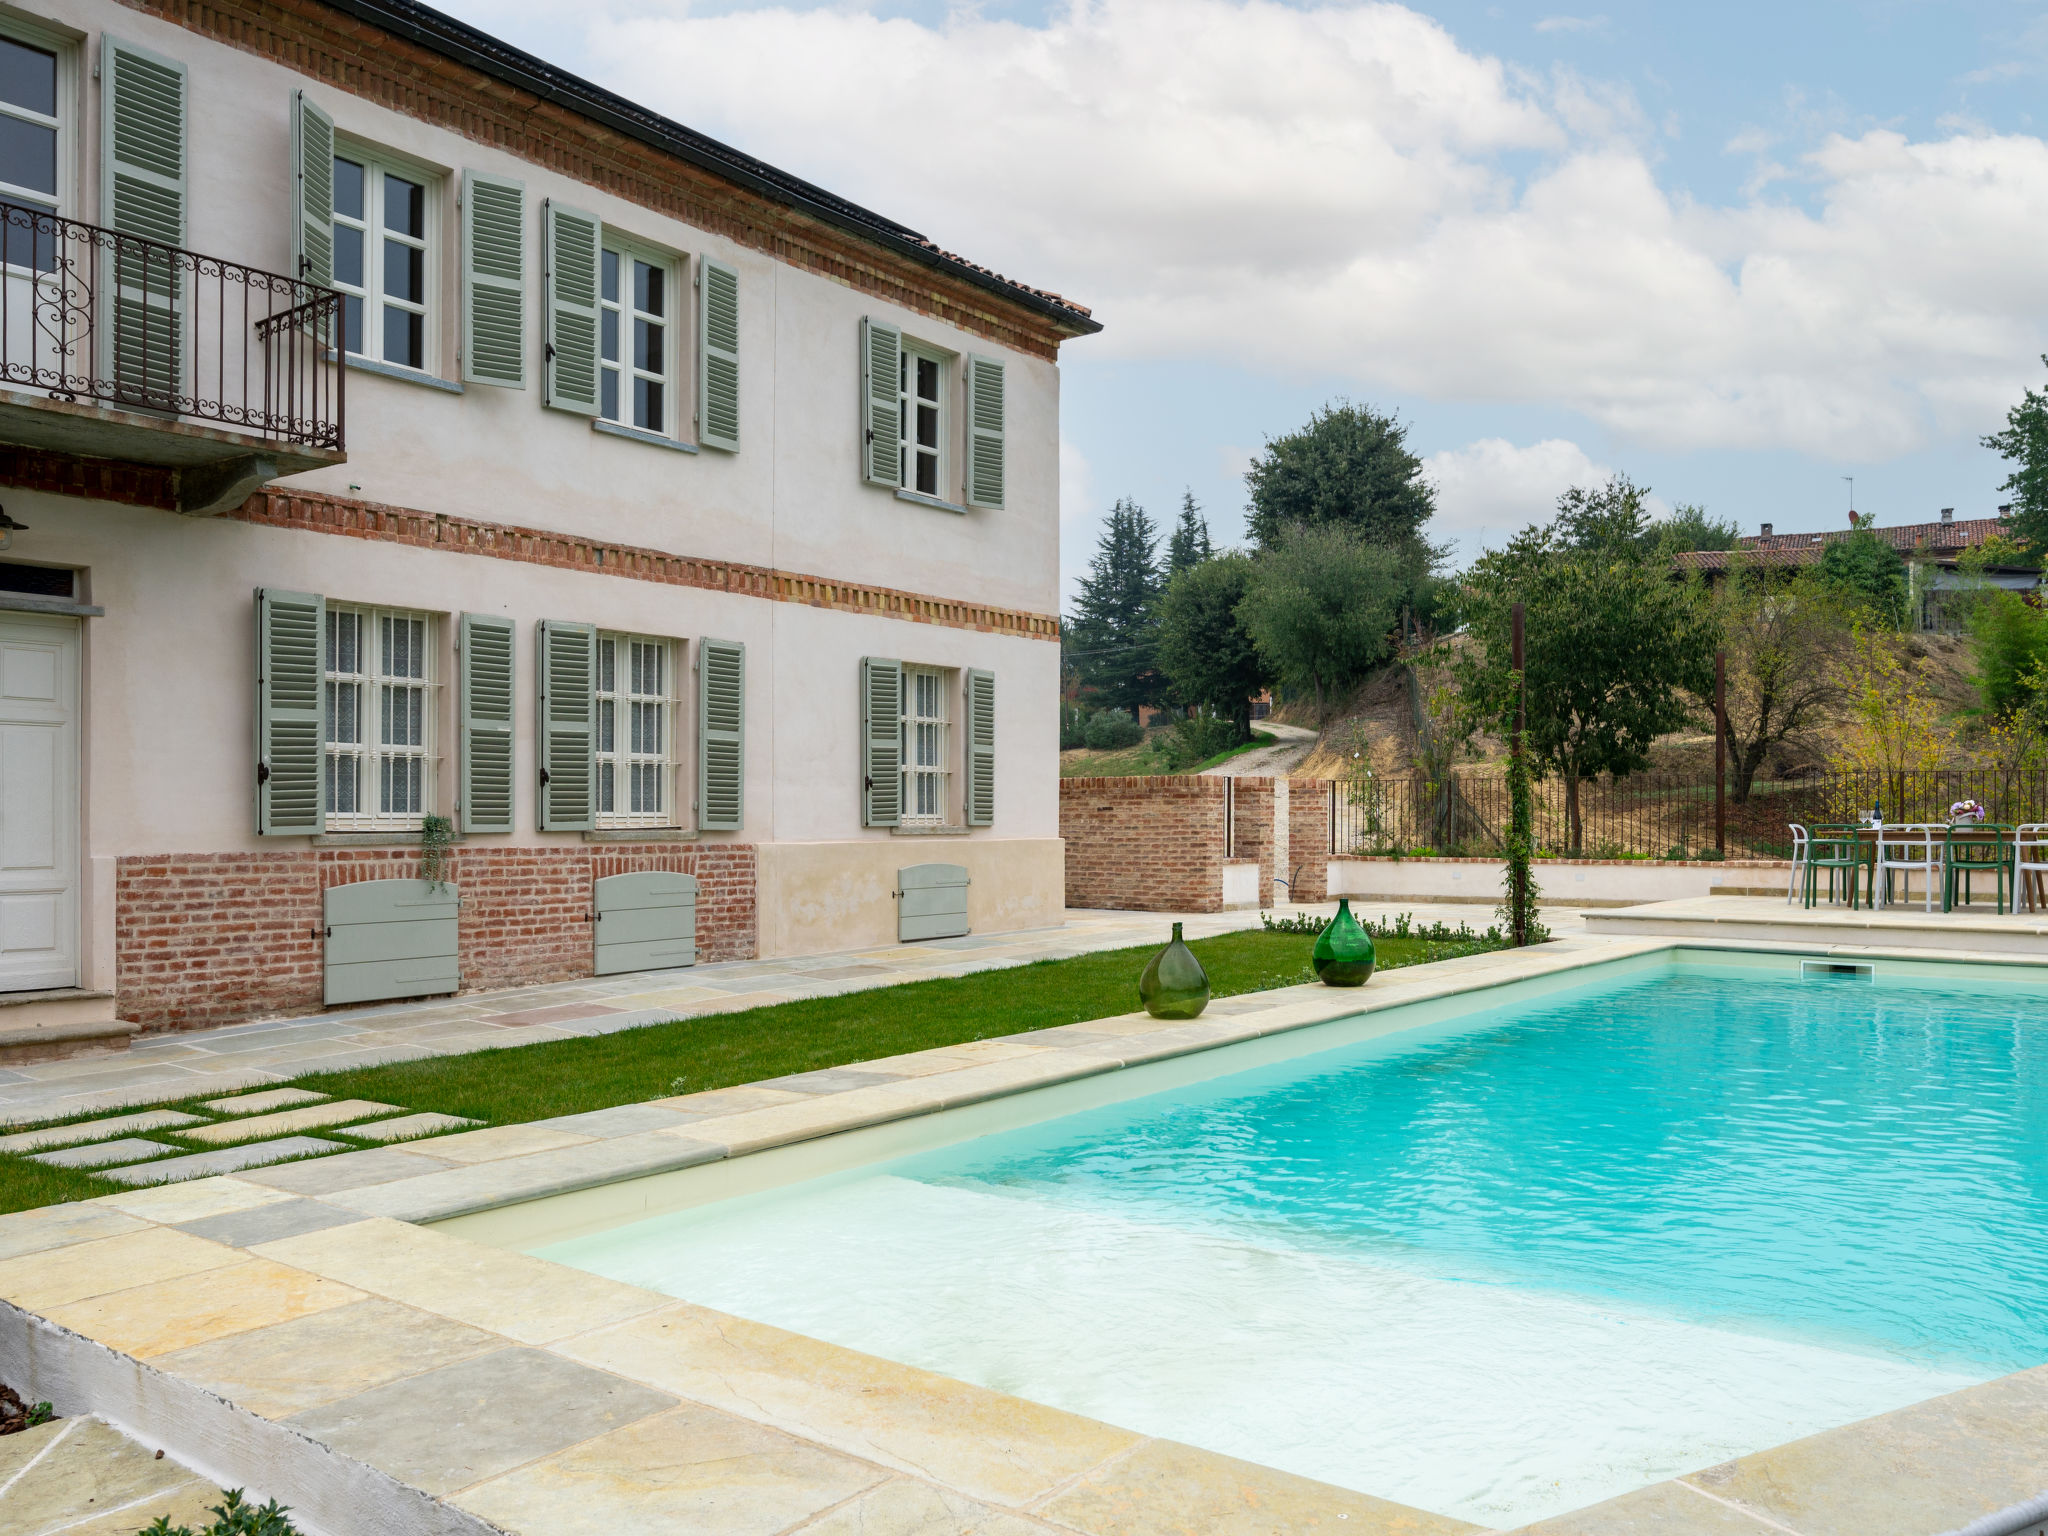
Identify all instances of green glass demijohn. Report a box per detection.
[1138,921,1210,1019]
[1312,898,1376,987]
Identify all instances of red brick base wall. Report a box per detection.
[1231,779,1275,897]
[115,842,757,1032]
[1060,776,1228,913]
[1287,779,1331,904]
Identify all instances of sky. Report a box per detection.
[431,0,2048,601]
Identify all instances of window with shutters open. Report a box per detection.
[595,632,677,828]
[898,341,948,498]
[331,147,438,374]
[325,604,438,831]
[0,19,71,256]
[900,665,951,827]
[599,243,679,436]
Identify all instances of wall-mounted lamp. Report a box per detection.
[0,507,31,552]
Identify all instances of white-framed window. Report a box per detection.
[901,664,951,826]
[596,633,677,827]
[899,342,947,498]
[0,18,70,273]
[600,244,679,435]
[325,606,436,830]
[332,150,434,371]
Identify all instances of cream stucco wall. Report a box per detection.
[756,838,1065,958]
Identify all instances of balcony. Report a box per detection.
[0,200,345,515]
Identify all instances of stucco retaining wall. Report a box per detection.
[1328,856,1793,908]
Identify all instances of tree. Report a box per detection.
[1156,552,1271,742]
[1236,524,1412,716]
[1710,565,1850,802]
[1550,474,1657,556]
[1244,402,1435,550]
[1166,491,1213,578]
[1066,498,1164,714]
[1455,525,1717,851]
[1815,515,1908,627]
[1653,503,1742,555]
[1830,625,1954,811]
[1983,355,2048,552]
[1967,587,2048,720]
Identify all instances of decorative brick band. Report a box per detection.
[120,0,1085,361]
[115,842,758,1032]
[231,488,1061,640]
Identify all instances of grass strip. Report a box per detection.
[0,928,1496,1215]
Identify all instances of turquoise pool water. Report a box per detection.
[542,959,2048,1521]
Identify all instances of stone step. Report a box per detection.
[0,993,134,1066]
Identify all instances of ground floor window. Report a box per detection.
[597,632,677,826]
[325,605,435,829]
[901,664,951,826]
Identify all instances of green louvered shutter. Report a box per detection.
[697,638,745,831]
[697,257,740,452]
[536,620,595,830]
[462,170,526,388]
[964,668,995,827]
[860,318,901,487]
[255,588,325,835]
[964,356,1006,510]
[459,613,515,834]
[290,90,334,288]
[544,201,600,414]
[102,36,186,408]
[861,656,902,827]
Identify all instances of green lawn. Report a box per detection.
[0,926,1500,1215]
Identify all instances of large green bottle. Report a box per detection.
[1138,921,1211,1019]
[1312,898,1376,987]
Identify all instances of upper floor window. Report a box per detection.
[899,344,946,498]
[333,152,433,372]
[596,633,676,827]
[326,605,435,830]
[901,665,951,826]
[600,246,678,436]
[0,26,62,243]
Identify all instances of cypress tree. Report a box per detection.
[1067,498,1166,715]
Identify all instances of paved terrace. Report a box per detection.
[0,902,1581,1126]
[3,932,2046,1535]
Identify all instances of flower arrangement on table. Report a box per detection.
[1950,798,1988,824]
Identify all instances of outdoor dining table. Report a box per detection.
[1800,823,2046,913]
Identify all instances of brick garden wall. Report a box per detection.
[1061,776,1231,913]
[115,843,757,1032]
[1230,779,1275,900]
[1286,778,1331,904]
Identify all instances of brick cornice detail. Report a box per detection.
[231,488,1060,640]
[119,0,1076,362]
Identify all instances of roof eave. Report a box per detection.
[316,0,1103,339]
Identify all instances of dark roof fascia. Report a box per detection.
[314,0,1103,338]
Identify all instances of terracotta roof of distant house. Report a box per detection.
[1675,515,2018,572]
[318,0,1101,337]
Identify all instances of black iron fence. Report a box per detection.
[0,200,342,450]
[1327,770,2048,862]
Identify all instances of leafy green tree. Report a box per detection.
[1244,402,1435,550]
[1455,521,1717,851]
[1711,565,1850,802]
[1156,552,1271,742]
[1967,588,2048,719]
[1237,524,1413,716]
[1166,490,1214,577]
[1815,516,1908,627]
[1654,502,1742,555]
[1983,355,2048,552]
[1066,497,1164,714]
[1550,474,1657,555]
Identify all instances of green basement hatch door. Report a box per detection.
[594,870,697,975]
[898,862,970,942]
[323,878,460,1006]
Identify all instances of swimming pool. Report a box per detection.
[536,953,2048,1524]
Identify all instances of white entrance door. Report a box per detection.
[0,614,77,990]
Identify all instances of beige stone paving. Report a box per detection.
[0,1417,225,1536]
[178,1098,404,1145]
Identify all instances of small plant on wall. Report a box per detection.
[419,814,455,889]
[140,1489,302,1536]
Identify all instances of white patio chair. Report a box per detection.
[2014,824,2048,913]
[1874,823,1941,911]
[1786,824,1808,906]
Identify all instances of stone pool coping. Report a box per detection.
[3,933,2047,1535]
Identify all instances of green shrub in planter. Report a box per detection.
[1083,708,1143,750]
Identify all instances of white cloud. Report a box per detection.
[1534,14,1607,34]
[456,0,2048,463]
[1422,437,1666,558]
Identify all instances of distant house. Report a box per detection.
[1674,509,2042,633]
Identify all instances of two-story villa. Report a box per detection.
[0,0,1096,1049]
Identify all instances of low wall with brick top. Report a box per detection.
[1286,779,1332,904]
[115,844,756,1032]
[1061,777,1228,913]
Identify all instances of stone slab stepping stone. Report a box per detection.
[182,1100,402,1146]
[0,1109,205,1154]
[345,1112,483,1143]
[199,1088,330,1116]
[100,1136,344,1185]
[29,1137,177,1169]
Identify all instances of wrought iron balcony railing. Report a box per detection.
[0,199,343,453]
